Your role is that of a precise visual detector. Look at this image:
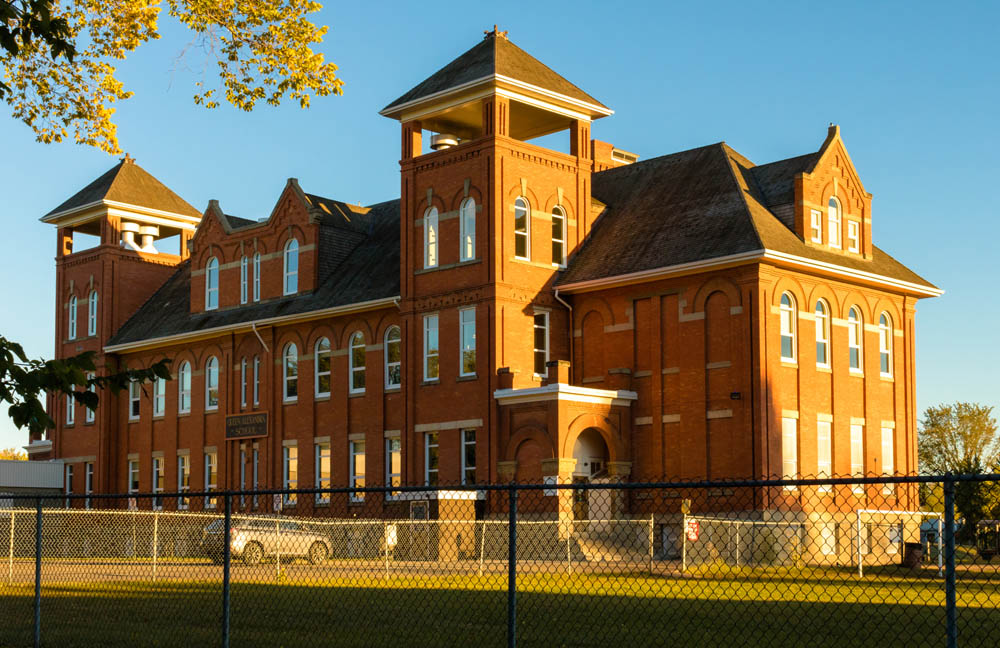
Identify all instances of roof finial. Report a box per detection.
[121,153,135,164]
[484,25,508,40]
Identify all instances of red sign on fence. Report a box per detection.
[685,519,700,542]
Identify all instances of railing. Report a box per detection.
[1,474,998,647]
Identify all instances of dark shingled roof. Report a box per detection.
[383,34,607,112]
[44,159,200,219]
[558,143,937,291]
[107,199,400,346]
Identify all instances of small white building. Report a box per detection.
[0,459,64,506]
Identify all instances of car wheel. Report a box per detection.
[308,541,329,565]
[243,542,264,566]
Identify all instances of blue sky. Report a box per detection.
[1,0,997,449]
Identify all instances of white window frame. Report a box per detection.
[252,355,260,406]
[424,206,439,269]
[815,300,830,368]
[178,455,190,510]
[240,358,247,408]
[240,256,248,304]
[349,332,366,394]
[461,429,476,486]
[385,437,401,492]
[64,464,73,508]
[847,220,860,253]
[282,445,297,505]
[65,393,74,425]
[68,295,77,340]
[87,291,98,336]
[817,420,832,492]
[828,197,842,249]
[533,311,550,378]
[460,197,476,262]
[779,293,797,362]
[84,373,95,423]
[384,326,402,389]
[252,252,261,302]
[423,314,439,381]
[809,209,823,243]
[349,440,365,502]
[128,381,141,421]
[881,427,895,496]
[128,460,139,494]
[850,424,865,494]
[205,257,219,310]
[153,376,166,417]
[315,442,331,504]
[282,343,298,402]
[781,417,798,490]
[152,457,164,510]
[878,313,893,377]
[252,448,259,508]
[205,356,219,411]
[315,338,331,398]
[848,307,863,373]
[239,448,246,507]
[204,452,217,509]
[514,197,530,260]
[551,205,566,267]
[283,238,299,295]
[178,361,192,413]
[84,462,94,509]
[460,307,476,377]
[425,432,439,486]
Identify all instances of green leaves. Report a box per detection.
[0,335,170,437]
[0,0,77,98]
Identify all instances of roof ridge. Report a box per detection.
[717,143,767,252]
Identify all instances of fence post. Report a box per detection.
[566,521,572,575]
[222,494,231,648]
[33,498,42,648]
[937,516,943,578]
[681,513,687,573]
[507,484,517,648]
[648,514,654,575]
[478,519,486,577]
[735,522,741,568]
[275,519,281,582]
[384,521,389,580]
[8,508,13,584]
[856,512,863,578]
[943,476,957,648]
[152,511,159,582]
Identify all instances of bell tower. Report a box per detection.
[381,29,612,483]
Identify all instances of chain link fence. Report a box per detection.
[1,474,998,647]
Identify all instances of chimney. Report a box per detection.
[138,225,159,253]
[120,222,141,251]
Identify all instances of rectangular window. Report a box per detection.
[817,420,832,492]
[425,432,439,486]
[178,455,190,510]
[128,460,139,494]
[240,256,248,304]
[128,381,141,420]
[85,373,96,423]
[780,303,796,362]
[84,462,94,509]
[461,429,476,485]
[820,522,837,556]
[253,356,260,406]
[781,417,798,489]
[849,319,862,372]
[65,464,73,508]
[252,253,261,302]
[252,448,259,509]
[204,452,217,509]
[850,424,865,494]
[283,445,297,505]
[87,294,97,337]
[828,210,841,249]
[179,367,191,414]
[423,314,439,381]
[65,394,74,425]
[460,307,476,376]
[460,200,476,262]
[881,427,895,496]
[315,443,331,504]
[152,457,164,509]
[153,377,166,417]
[847,220,860,253]
[386,437,401,492]
[350,440,366,502]
[68,299,77,340]
[879,325,892,377]
[533,312,549,377]
[240,358,247,408]
[514,200,530,260]
[551,208,566,266]
[424,208,438,269]
[810,209,823,243]
[206,362,219,410]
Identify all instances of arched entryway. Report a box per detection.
[571,428,610,520]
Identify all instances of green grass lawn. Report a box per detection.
[2,570,999,647]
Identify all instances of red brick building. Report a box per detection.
[30,31,940,519]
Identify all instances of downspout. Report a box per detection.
[250,322,270,354]
[553,288,573,379]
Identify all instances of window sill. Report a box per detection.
[282,399,298,405]
[314,394,330,401]
[421,380,440,386]
[385,386,401,393]
[348,391,366,398]
[65,423,75,428]
[880,374,894,382]
[205,408,219,414]
[414,258,481,275]
[815,365,832,373]
[178,411,191,418]
[457,374,477,382]
[849,370,864,378]
[127,418,139,424]
[779,360,798,368]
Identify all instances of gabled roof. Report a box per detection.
[382,32,608,114]
[43,157,200,220]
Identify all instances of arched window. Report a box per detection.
[205,356,219,410]
[314,338,331,397]
[240,256,248,304]
[514,197,530,260]
[349,332,366,393]
[283,239,299,295]
[384,326,401,389]
[828,197,842,249]
[178,362,192,413]
[68,295,78,340]
[460,198,476,262]
[848,307,863,371]
[252,252,261,302]
[551,206,566,267]
[424,207,438,269]
[815,300,830,367]
[878,313,893,376]
[779,293,797,361]
[87,291,98,337]
[283,343,298,401]
[205,257,219,310]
